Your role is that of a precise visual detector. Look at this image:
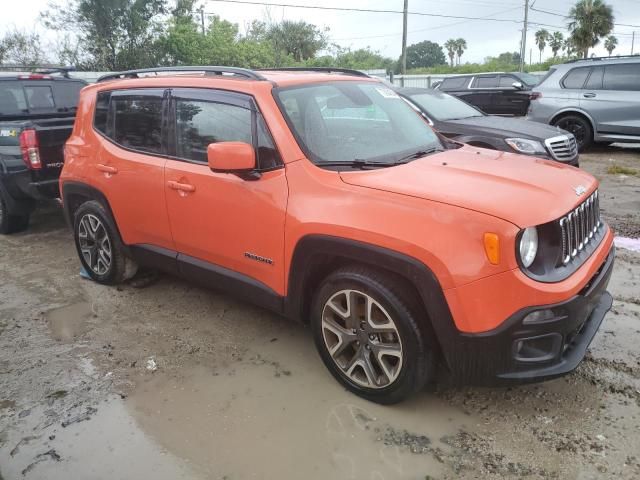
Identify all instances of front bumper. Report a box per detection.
[443,246,614,386]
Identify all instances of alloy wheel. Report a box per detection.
[321,289,403,389]
[556,118,587,147]
[78,214,112,275]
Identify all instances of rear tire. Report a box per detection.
[0,195,30,234]
[553,114,593,151]
[311,265,435,404]
[73,200,137,285]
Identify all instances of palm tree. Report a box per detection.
[444,39,456,67]
[604,35,618,56]
[564,37,575,57]
[567,0,614,58]
[535,29,549,63]
[454,38,467,66]
[550,32,564,57]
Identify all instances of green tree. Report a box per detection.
[0,29,49,67]
[604,35,618,56]
[43,0,168,70]
[549,32,564,57]
[535,29,549,63]
[567,0,614,58]
[444,39,456,67]
[404,40,445,69]
[454,38,467,65]
[266,20,327,62]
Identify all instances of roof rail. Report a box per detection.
[566,55,640,63]
[36,66,76,78]
[97,66,267,83]
[257,67,370,78]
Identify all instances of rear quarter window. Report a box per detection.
[440,77,469,90]
[562,67,590,89]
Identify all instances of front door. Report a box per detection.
[163,88,288,295]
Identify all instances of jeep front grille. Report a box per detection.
[545,135,578,161]
[558,190,601,265]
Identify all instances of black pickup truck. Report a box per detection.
[0,71,86,233]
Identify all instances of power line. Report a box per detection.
[205,0,525,23]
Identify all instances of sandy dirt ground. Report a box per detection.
[1,146,639,480]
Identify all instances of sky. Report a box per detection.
[2,0,639,65]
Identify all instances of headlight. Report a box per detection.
[505,138,546,155]
[518,227,538,268]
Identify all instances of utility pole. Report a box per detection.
[199,6,206,35]
[401,0,408,80]
[519,0,529,72]
[632,31,636,55]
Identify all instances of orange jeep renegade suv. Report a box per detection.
[61,66,614,404]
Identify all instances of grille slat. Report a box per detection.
[558,190,601,266]
[545,135,578,161]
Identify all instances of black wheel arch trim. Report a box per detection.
[284,235,461,372]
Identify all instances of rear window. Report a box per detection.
[603,63,640,91]
[439,77,469,90]
[562,67,590,89]
[0,79,84,116]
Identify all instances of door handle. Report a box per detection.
[583,93,596,98]
[96,163,118,174]
[167,180,196,193]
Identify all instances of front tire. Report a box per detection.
[311,266,435,404]
[553,114,593,151]
[73,200,136,285]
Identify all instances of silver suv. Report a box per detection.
[527,56,640,150]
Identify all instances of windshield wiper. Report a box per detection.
[316,159,405,169]
[395,147,443,163]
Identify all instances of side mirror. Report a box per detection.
[512,81,524,90]
[207,142,256,173]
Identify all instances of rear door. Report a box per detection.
[495,75,529,116]
[580,63,640,136]
[163,88,288,294]
[466,76,498,114]
[91,88,175,251]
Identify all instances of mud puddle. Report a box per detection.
[0,397,196,480]
[127,329,472,480]
[46,302,92,342]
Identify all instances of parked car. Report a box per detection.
[0,69,86,233]
[61,66,614,404]
[435,72,539,116]
[527,56,640,150]
[396,87,579,166]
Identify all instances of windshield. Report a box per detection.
[275,82,442,166]
[406,91,483,121]
[512,72,540,86]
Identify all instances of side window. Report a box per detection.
[175,99,252,163]
[52,81,84,111]
[112,95,163,154]
[562,67,590,89]
[585,66,604,90]
[257,114,282,170]
[603,64,640,91]
[24,85,55,110]
[472,76,498,88]
[499,75,517,87]
[94,91,111,136]
[440,77,468,90]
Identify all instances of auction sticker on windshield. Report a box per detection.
[375,87,400,99]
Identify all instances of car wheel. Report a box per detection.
[73,200,137,285]
[0,195,30,234]
[311,266,435,404]
[553,114,593,151]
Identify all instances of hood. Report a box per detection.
[339,146,597,227]
[445,116,567,140]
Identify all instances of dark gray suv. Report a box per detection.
[527,57,640,150]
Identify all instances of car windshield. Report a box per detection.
[512,72,540,86]
[275,82,443,166]
[406,91,484,121]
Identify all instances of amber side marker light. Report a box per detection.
[483,233,500,265]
